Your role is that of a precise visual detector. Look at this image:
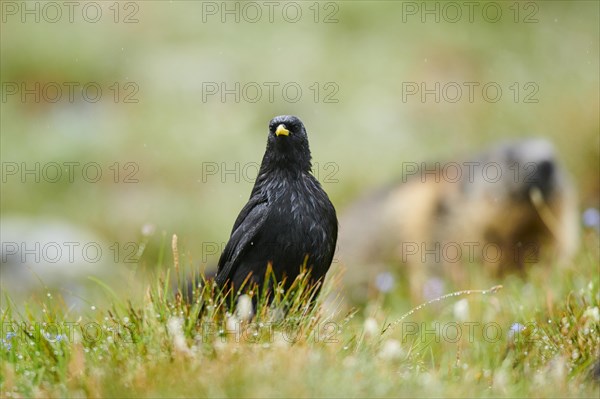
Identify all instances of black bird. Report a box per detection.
[215,115,338,297]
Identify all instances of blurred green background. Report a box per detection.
[1,1,598,303]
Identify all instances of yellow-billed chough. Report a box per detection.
[215,115,338,297]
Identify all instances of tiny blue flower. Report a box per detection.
[1,339,12,351]
[583,208,600,231]
[375,272,395,293]
[423,277,445,301]
[508,322,526,340]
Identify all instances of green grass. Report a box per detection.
[1,2,598,397]
[1,232,598,398]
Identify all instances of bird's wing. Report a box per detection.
[215,195,269,287]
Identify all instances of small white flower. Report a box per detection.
[549,357,567,382]
[235,295,254,322]
[167,317,191,356]
[268,306,286,324]
[453,298,470,322]
[582,306,599,323]
[363,317,379,339]
[378,339,404,360]
[581,306,600,332]
[493,369,508,392]
[418,372,436,387]
[141,223,156,237]
[226,314,240,334]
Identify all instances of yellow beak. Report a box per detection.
[275,124,289,137]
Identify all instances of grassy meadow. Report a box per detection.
[1,1,599,397]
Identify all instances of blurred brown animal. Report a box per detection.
[331,139,579,305]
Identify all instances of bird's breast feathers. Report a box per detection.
[263,173,335,248]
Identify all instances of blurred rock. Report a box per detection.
[1,214,130,309]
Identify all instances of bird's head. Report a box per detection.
[264,115,312,173]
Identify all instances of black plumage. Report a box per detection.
[215,115,338,296]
